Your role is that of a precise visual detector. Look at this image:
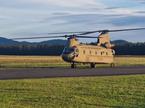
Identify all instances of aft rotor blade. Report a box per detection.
[79,31,102,35]
[79,27,145,35]
[108,27,145,32]
[46,30,107,35]
[76,35,98,38]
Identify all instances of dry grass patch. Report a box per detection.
[0,55,144,68]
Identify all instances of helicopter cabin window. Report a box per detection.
[83,50,85,54]
[90,51,92,55]
[95,51,97,55]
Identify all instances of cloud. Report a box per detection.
[134,0,145,4]
[109,16,145,26]
[109,8,145,16]
[0,0,145,42]
[21,0,105,8]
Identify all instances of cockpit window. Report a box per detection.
[63,48,74,54]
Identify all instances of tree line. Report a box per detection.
[114,42,145,55]
[0,45,64,55]
[0,42,145,55]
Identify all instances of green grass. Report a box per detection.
[0,55,145,68]
[0,55,145,108]
[0,75,145,108]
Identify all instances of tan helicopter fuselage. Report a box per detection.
[62,32,115,65]
[67,44,114,64]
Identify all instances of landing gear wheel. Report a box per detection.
[90,63,95,68]
[110,63,115,68]
[71,63,76,68]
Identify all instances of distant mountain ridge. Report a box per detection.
[39,39,66,46]
[0,37,66,46]
[111,40,129,45]
[0,37,132,46]
[0,37,19,45]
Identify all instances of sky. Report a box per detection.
[0,0,145,42]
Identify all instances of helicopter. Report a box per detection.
[12,28,145,68]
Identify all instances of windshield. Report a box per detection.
[63,47,74,54]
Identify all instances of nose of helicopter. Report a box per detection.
[62,53,75,62]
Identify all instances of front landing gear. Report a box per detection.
[110,63,115,67]
[71,62,76,68]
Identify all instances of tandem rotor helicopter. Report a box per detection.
[13,28,145,68]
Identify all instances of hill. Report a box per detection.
[0,37,129,46]
[111,40,129,45]
[39,39,66,46]
[0,37,66,46]
[0,37,19,45]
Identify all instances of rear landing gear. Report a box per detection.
[71,62,76,68]
[90,63,95,68]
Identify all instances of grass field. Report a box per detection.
[0,75,145,108]
[0,56,67,68]
[0,55,145,68]
[0,55,145,108]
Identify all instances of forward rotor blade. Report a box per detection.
[12,35,98,40]
[47,32,85,35]
[12,36,67,40]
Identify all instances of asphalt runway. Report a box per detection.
[0,66,145,80]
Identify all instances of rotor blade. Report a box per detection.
[23,27,145,36]
[11,27,145,40]
[46,30,107,35]
[108,27,145,32]
[12,35,98,40]
[79,31,102,35]
[76,35,98,38]
[12,35,67,40]
[79,27,145,35]
[47,32,85,35]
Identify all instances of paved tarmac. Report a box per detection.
[0,66,145,80]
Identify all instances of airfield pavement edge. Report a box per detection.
[0,66,145,80]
